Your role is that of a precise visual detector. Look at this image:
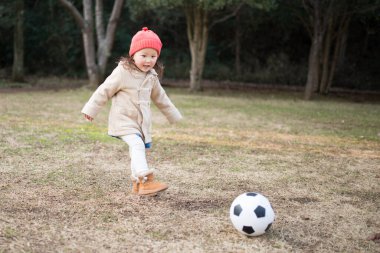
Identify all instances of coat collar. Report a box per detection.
[148,68,158,76]
[118,61,158,78]
[129,68,157,79]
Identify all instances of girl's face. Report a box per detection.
[132,48,158,72]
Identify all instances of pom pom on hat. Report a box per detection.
[129,27,163,56]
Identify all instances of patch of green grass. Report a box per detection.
[226,166,243,172]
[58,124,113,143]
[80,185,108,200]
[0,80,32,89]
[100,211,118,223]
[148,230,169,240]
[3,227,17,239]
[172,90,380,140]
[32,168,76,186]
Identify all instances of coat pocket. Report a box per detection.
[116,105,139,121]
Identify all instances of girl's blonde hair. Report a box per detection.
[120,56,164,79]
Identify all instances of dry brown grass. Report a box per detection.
[0,88,379,252]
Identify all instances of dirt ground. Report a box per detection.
[0,87,379,252]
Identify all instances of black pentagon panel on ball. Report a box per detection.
[265,223,272,232]
[242,226,255,234]
[234,204,243,216]
[246,192,257,197]
[254,205,266,218]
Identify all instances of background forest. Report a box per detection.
[0,0,379,96]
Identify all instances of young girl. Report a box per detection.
[81,27,183,196]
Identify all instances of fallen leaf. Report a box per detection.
[367,233,380,243]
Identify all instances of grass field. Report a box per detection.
[0,87,379,252]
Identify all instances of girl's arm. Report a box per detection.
[81,65,124,120]
[151,80,182,123]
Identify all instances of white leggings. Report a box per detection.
[121,134,149,178]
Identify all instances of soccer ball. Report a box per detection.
[230,192,275,236]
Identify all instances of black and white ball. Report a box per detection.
[230,192,275,236]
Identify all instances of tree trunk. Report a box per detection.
[326,15,351,93]
[82,0,100,87]
[59,0,124,86]
[319,16,333,94]
[304,1,323,100]
[235,9,242,77]
[185,5,208,91]
[304,39,319,100]
[337,16,349,70]
[12,0,24,82]
[96,0,124,81]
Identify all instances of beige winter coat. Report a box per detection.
[81,62,182,144]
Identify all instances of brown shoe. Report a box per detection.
[138,170,168,196]
[130,176,139,195]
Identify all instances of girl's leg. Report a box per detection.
[121,134,168,196]
[121,134,149,178]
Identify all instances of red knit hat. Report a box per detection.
[129,27,163,56]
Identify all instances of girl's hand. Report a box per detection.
[84,114,93,122]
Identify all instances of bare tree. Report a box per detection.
[302,0,327,100]
[12,0,24,82]
[319,7,351,94]
[183,3,244,91]
[299,0,379,99]
[185,5,209,91]
[58,0,124,86]
[132,0,271,91]
[234,8,242,78]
